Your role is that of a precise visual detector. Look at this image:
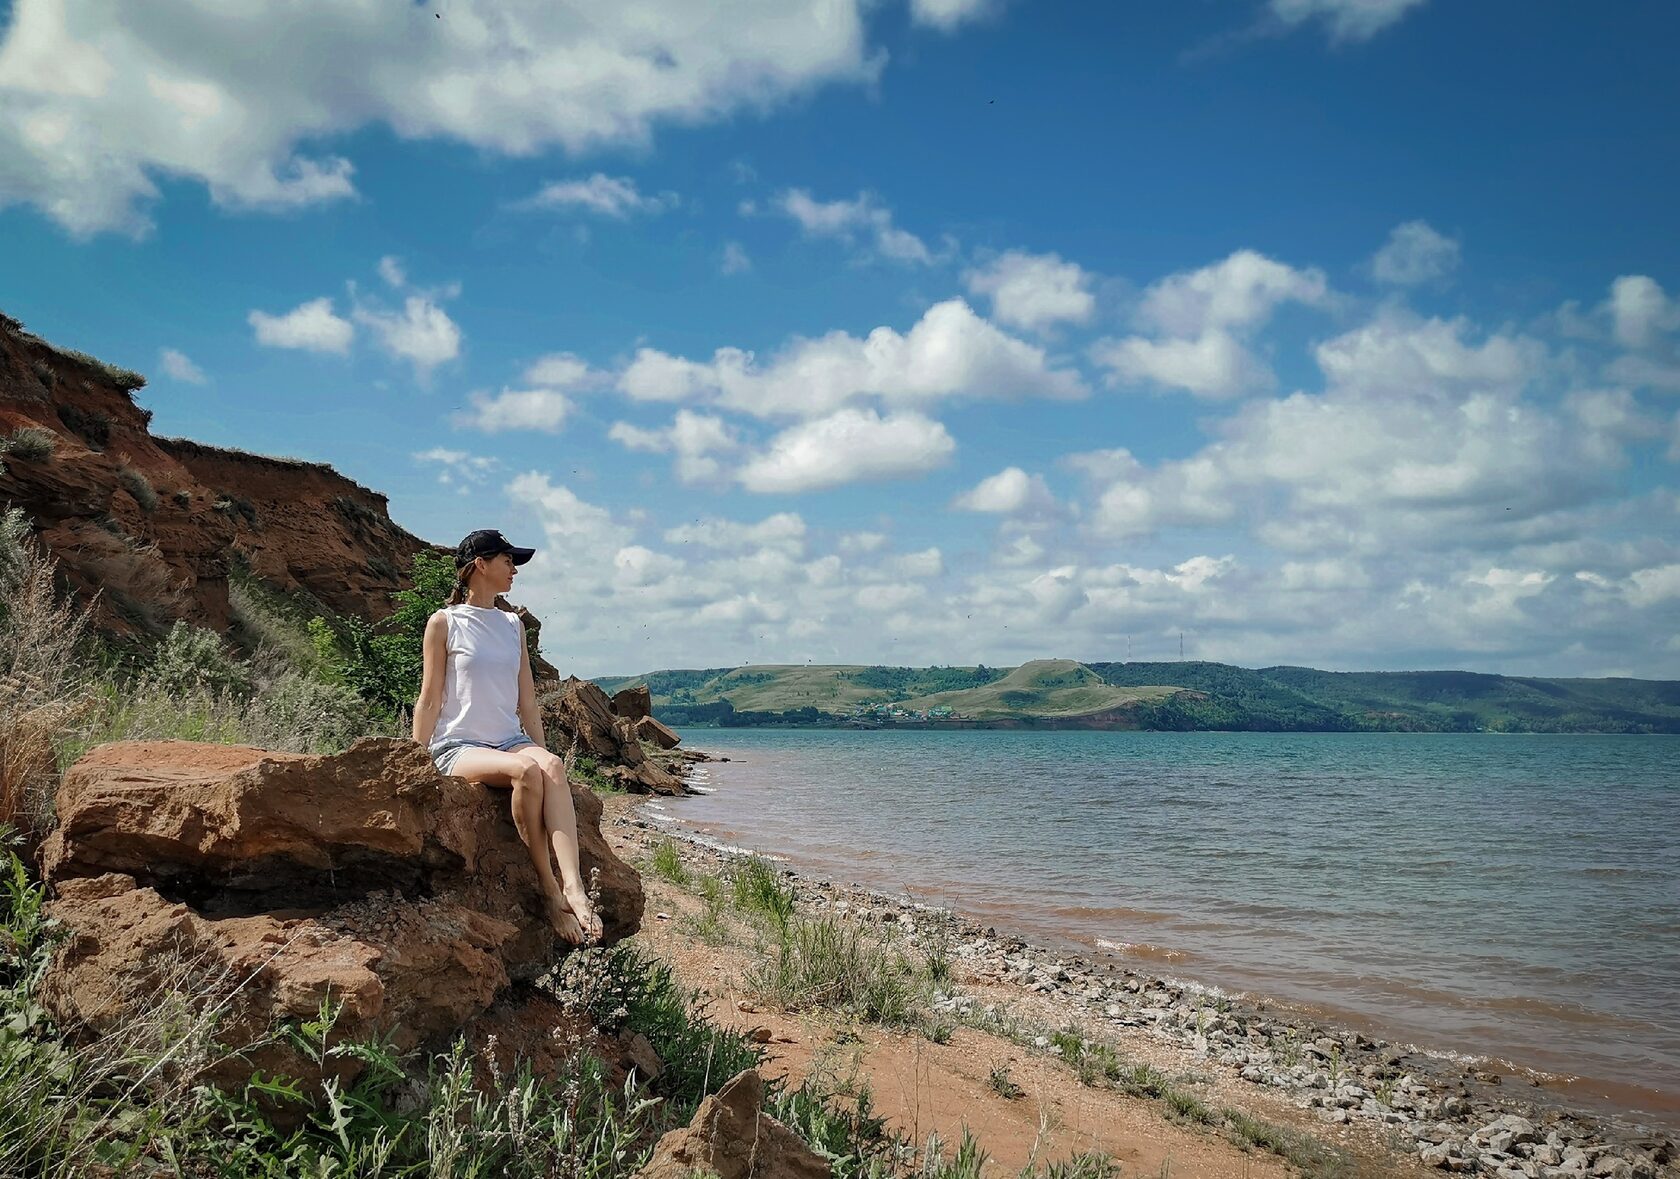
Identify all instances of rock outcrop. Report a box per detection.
[0,314,430,635]
[637,716,682,750]
[639,1069,831,1179]
[39,737,642,1092]
[542,677,684,795]
[612,684,653,722]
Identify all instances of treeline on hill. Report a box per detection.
[603,658,1680,734]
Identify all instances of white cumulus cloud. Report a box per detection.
[952,466,1060,516]
[456,389,573,434]
[353,295,462,378]
[158,347,205,384]
[1093,249,1328,398]
[621,298,1085,418]
[608,410,740,483]
[247,297,354,355]
[773,188,935,264]
[1371,220,1460,285]
[0,0,892,235]
[738,408,955,493]
[909,0,997,31]
[518,173,675,218]
[963,250,1094,332]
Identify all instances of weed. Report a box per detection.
[116,463,159,512]
[0,510,94,840]
[729,855,795,928]
[987,1062,1024,1099]
[1,427,56,462]
[748,916,924,1028]
[651,838,690,886]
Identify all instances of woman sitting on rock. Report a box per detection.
[413,529,601,945]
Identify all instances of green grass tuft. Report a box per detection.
[650,838,690,886]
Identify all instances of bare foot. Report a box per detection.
[544,893,585,945]
[563,884,603,944]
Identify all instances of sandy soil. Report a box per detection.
[602,795,1436,1179]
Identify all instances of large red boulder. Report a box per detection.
[39,737,643,1092]
[542,677,684,795]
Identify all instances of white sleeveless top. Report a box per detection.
[430,604,527,748]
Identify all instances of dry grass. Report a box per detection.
[0,509,94,843]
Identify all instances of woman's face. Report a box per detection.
[475,553,517,594]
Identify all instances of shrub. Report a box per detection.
[0,509,93,841]
[552,944,762,1121]
[55,404,110,449]
[313,549,454,715]
[1,427,56,462]
[116,463,159,512]
[146,621,251,697]
[213,493,258,527]
[29,359,53,388]
[240,665,384,754]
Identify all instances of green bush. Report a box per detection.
[311,549,455,715]
[147,621,251,697]
[1,427,56,462]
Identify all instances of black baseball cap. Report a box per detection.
[454,529,535,567]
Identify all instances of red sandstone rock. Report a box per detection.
[542,678,684,795]
[637,716,682,750]
[612,683,653,722]
[639,1069,831,1179]
[39,737,643,1092]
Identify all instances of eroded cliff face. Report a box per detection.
[0,313,431,633]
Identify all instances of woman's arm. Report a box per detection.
[515,617,547,749]
[412,611,448,746]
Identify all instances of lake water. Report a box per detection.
[651,729,1680,1124]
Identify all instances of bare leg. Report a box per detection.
[512,746,602,942]
[443,748,582,943]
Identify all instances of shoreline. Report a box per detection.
[631,752,1678,1179]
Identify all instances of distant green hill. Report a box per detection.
[597,659,1680,733]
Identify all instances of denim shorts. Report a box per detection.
[431,734,536,776]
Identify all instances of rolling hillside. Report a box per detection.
[599,659,1680,733]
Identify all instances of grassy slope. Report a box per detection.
[602,660,1181,720]
[900,659,1177,718]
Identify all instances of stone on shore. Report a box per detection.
[542,677,683,794]
[637,715,682,750]
[39,737,643,1093]
[638,1069,831,1179]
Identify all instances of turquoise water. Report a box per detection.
[658,730,1680,1120]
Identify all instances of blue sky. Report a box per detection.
[2,0,1678,677]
